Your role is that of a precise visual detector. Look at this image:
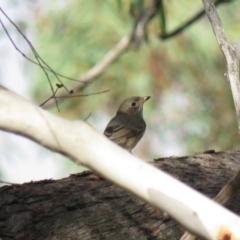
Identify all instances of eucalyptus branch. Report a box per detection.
[201,0,240,132]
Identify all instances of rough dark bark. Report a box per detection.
[1,150,240,240]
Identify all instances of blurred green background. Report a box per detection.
[1,0,240,182]
[31,0,240,161]
[33,0,240,159]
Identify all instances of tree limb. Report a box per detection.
[42,34,131,108]
[202,0,240,132]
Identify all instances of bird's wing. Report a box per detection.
[104,115,145,141]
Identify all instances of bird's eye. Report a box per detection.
[131,102,136,107]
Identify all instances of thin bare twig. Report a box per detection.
[0,8,71,111]
[0,8,87,83]
[54,90,109,99]
[39,85,62,107]
[84,113,91,121]
[0,8,110,111]
[0,16,60,110]
[40,89,110,107]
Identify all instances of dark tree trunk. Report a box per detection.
[1,150,240,240]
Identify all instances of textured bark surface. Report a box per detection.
[1,150,240,240]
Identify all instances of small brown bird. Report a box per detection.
[104,96,150,151]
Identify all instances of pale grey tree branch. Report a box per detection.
[43,34,131,108]
[202,0,240,132]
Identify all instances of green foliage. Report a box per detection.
[32,0,240,158]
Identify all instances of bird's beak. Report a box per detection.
[141,96,151,104]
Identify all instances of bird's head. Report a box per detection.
[117,96,150,115]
